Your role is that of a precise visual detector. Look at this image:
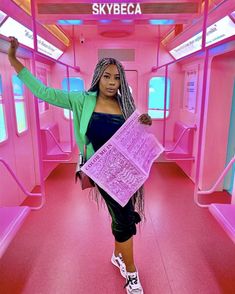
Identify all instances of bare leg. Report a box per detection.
[115,237,136,272]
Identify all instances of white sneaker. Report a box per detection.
[124,271,144,294]
[111,252,127,278]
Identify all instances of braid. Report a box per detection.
[88,57,144,217]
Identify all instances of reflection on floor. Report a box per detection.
[0,162,234,294]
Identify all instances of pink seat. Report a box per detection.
[209,204,235,244]
[0,206,30,258]
[165,121,195,160]
[40,124,71,159]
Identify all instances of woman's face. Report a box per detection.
[99,64,120,98]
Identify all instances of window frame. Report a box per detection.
[0,74,8,145]
[12,74,28,137]
[147,75,171,120]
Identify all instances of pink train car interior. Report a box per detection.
[0,0,235,293]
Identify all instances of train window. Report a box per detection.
[12,74,28,134]
[148,77,171,119]
[62,77,85,119]
[0,75,7,143]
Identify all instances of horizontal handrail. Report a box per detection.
[198,155,235,195]
[43,158,73,163]
[42,127,71,154]
[164,157,195,161]
[0,158,42,197]
[165,125,197,152]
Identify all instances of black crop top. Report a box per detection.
[86,112,125,152]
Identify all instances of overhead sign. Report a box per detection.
[170,15,235,59]
[0,17,63,59]
[92,3,142,15]
[37,2,199,15]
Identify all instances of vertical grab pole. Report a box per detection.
[201,0,209,50]
[30,0,46,209]
[72,25,77,68]
[194,0,209,207]
[163,65,168,147]
[66,65,74,151]
[156,26,160,68]
[232,171,235,204]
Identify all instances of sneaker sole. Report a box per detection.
[111,257,126,278]
[126,288,144,294]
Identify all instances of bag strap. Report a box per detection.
[79,144,87,166]
[80,136,89,165]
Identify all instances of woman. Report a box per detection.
[8,36,152,294]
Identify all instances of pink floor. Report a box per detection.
[0,162,235,294]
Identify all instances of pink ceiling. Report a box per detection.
[34,0,202,41]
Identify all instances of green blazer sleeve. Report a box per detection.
[17,67,84,110]
[18,67,97,160]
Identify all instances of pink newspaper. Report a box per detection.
[81,110,164,206]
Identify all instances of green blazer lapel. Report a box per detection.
[80,91,97,136]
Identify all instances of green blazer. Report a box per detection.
[18,67,98,159]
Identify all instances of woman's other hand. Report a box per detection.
[138,113,152,125]
[8,36,19,60]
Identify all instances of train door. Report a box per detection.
[200,50,235,191]
[0,53,36,205]
[224,80,235,195]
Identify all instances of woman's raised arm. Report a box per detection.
[7,37,84,110]
[8,37,24,73]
